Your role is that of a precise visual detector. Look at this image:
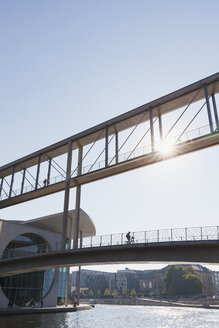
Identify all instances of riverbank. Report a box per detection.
[0,304,93,316]
[81,297,219,310]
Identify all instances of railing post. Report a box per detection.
[185,228,187,241]
[110,234,112,246]
[217,226,219,240]
[157,230,159,242]
[171,229,173,241]
[121,233,123,244]
[144,231,147,243]
[100,235,102,247]
[91,236,93,247]
[200,227,203,240]
[47,158,52,184]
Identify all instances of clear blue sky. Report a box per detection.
[0,0,219,271]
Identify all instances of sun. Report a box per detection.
[157,139,175,156]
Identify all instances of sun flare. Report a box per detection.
[158,140,175,156]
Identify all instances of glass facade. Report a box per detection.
[0,233,54,306]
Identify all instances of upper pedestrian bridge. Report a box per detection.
[0,73,219,209]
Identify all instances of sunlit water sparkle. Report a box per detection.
[0,305,218,328]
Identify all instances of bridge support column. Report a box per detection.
[47,158,52,184]
[35,154,41,190]
[9,166,15,198]
[203,84,214,133]
[158,109,163,141]
[105,126,109,167]
[73,146,83,249]
[212,94,219,130]
[115,131,119,164]
[21,169,26,194]
[77,231,83,305]
[61,139,73,250]
[149,108,154,152]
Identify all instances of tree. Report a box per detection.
[97,289,101,297]
[130,288,136,296]
[163,265,203,296]
[122,288,127,297]
[104,288,110,297]
[88,290,93,297]
[113,289,118,297]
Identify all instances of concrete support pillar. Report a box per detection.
[73,147,83,249]
[149,108,154,152]
[105,126,109,167]
[212,94,219,129]
[9,166,15,198]
[61,139,73,250]
[35,154,41,190]
[76,231,83,305]
[203,84,214,133]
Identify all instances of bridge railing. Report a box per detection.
[1,226,218,261]
[81,226,219,248]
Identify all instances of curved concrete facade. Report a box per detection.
[0,209,96,308]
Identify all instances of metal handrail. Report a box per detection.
[1,226,218,261]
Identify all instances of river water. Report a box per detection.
[0,305,219,328]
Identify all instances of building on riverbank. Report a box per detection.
[0,210,96,308]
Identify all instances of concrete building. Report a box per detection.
[0,209,95,308]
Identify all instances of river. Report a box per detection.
[0,305,218,328]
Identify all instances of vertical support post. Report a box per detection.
[171,229,173,241]
[212,94,219,130]
[105,126,109,167]
[61,139,73,250]
[158,109,163,141]
[115,131,119,164]
[203,84,214,133]
[185,228,187,241]
[65,267,70,307]
[21,169,26,194]
[9,166,15,198]
[157,230,159,242]
[76,231,83,305]
[0,178,4,197]
[110,234,112,246]
[35,154,41,190]
[73,146,83,249]
[47,158,52,184]
[149,108,154,152]
[200,227,203,240]
[144,231,147,243]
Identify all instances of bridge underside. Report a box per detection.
[1,240,219,277]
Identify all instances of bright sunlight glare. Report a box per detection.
[157,139,175,156]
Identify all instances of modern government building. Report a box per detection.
[0,210,96,308]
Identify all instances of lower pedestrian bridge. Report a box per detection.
[0,226,219,277]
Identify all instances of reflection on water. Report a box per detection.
[0,305,218,328]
